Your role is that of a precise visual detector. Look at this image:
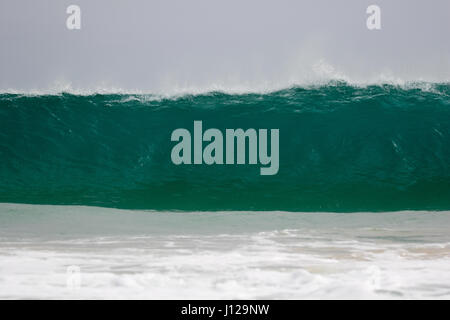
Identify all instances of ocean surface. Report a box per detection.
[0,204,449,299]
[1,83,449,299]
[1,83,450,211]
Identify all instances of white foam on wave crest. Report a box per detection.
[1,60,448,98]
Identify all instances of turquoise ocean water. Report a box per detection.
[1,83,450,211]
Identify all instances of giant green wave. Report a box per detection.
[1,83,449,211]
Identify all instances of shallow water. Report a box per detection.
[1,203,449,299]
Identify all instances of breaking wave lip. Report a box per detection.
[1,58,449,97]
[1,79,449,99]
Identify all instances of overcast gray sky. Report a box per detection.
[1,0,449,93]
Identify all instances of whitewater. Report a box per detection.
[0,204,449,299]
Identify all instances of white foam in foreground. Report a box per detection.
[0,204,449,299]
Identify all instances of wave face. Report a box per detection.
[1,83,450,211]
